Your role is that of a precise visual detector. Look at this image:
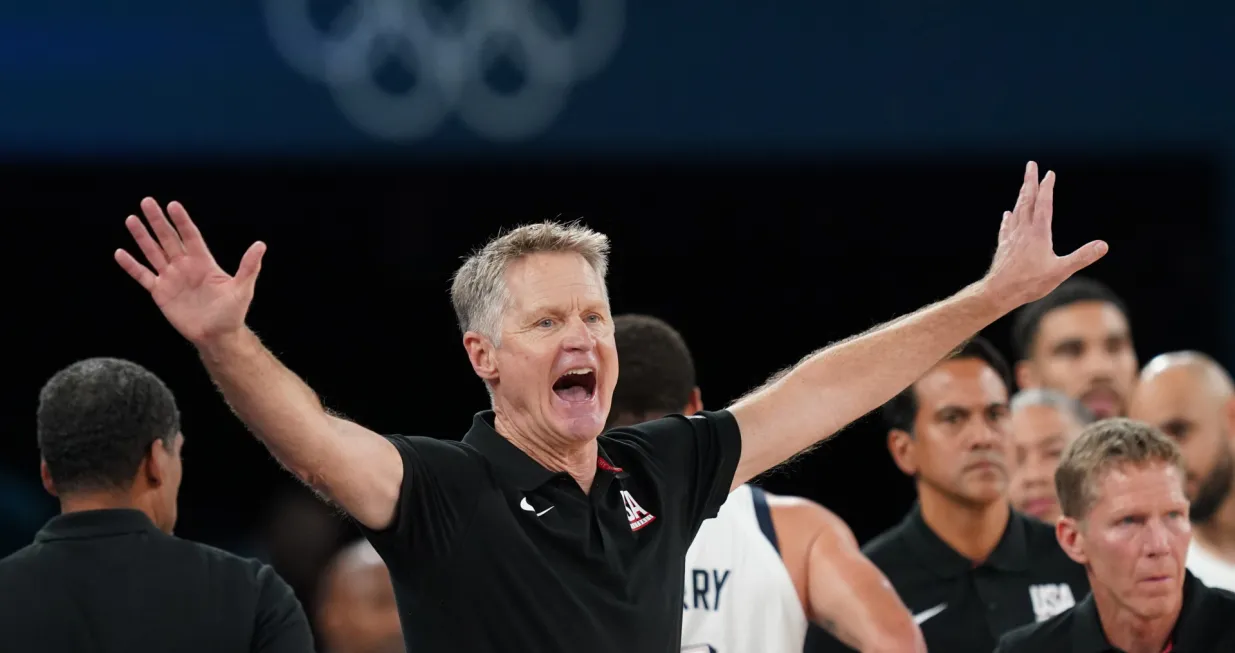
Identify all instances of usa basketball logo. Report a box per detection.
[620,490,656,531]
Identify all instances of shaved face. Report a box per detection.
[1130,354,1235,524]
[317,542,404,653]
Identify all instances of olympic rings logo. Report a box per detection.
[262,0,626,142]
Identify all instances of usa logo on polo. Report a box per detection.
[1028,583,1075,622]
[620,490,656,531]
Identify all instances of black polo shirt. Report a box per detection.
[358,409,742,653]
[806,504,1089,653]
[0,509,312,653]
[995,570,1235,652]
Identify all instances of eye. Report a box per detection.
[538,319,555,329]
[585,313,602,323]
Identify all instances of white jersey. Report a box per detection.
[680,484,808,653]
[1187,538,1235,592]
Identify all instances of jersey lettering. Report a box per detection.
[1028,583,1076,622]
[681,568,731,611]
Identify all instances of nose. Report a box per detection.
[1143,519,1174,557]
[969,419,1006,451]
[1082,348,1117,378]
[561,316,597,351]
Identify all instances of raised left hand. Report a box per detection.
[980,161,1108,312]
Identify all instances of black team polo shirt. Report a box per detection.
[806,504,1090,653]
[996,570,1235,652]
[358,410,743,653]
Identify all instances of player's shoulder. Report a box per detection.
[995,606,1073,651]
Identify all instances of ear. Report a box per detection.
[887,429,918,476]
[144,440,167,488]
[683,387,703,416]
[463,331,499,383]
[1223,396,1235,442]
[1015,360,1038,391]
[40,460,58,497]
[1056,516,1089,565]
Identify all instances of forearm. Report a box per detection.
[731,280,1003,482]
[809,565,925,653]
[196,328,335,481]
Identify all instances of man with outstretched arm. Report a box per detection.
[114,162,1105,653]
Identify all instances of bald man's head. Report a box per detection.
[1131,351,1235,523]
[316,540,403,653]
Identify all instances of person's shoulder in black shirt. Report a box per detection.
[2,358,312,653]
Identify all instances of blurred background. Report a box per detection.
[3,1,1234,648]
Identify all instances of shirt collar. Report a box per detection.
[34,508,160,542]
[1071,571,1201,653]
[461,411,626,491]
[904,502,1028,576]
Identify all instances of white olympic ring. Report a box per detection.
[262,0,626,141]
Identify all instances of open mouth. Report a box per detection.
[553,368,597,403]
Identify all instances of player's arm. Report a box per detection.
[199,328,402,530]
[795,504,925,653]
[727,164,1106,488]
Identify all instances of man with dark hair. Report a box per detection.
[996,419,1235,652]
[1011,276,1138,419]
[0,357,313,653]
[813,337,1089,653]
[1131,351,1235,591]
[609,314,925,653]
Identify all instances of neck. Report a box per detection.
[493,406,598,493]
[918,486,1010,562]
[1193,484,1235,559]
[1093,582,1178,653]
[60,491,151,519]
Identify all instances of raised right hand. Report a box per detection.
[115,198,267,346]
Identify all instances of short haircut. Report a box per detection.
[37,358,180,494]
[1010,387,1096,425]
[1011,276,1129,361]
[881,336,1012,434]
[1055,418,1184,520]
[450,221,610,345]
[607,314,696,428]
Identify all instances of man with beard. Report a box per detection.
[1007,388,1094,523]
[1012,276,1138,420]
[810,338,1089,653]
[1129,351,1235,591]
[316,540,404,653]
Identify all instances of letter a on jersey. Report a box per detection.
[620,490,656,531]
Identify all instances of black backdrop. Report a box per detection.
[1,152,1223,551]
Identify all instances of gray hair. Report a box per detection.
[1010,388,1095,426]
[449,221,611,345]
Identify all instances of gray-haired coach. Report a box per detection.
[113,163,1106,652]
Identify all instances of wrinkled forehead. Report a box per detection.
[503,253,609,313]
[1089,461,1186,512]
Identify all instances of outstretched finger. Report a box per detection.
[1060,240,1109,276]
[140,198,185,259]
[166,201,212,259]
[124,215,168,272]
[1033,171,1055,228]
[1010,161,1039,229]
[235,241,267,287]
[115,248,157,291]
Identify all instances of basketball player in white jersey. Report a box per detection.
[608,314,925,653]
[1130,351,1235,591]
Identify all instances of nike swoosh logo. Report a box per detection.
[520,497,554,517]
[912,603,947,625]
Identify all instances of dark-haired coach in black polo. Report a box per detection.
[0,358,311,653]
[113,163,1107,652]
[805,338,1090,653]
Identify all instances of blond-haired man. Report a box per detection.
[113,162,1104,653]
[996,419,1235,652]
